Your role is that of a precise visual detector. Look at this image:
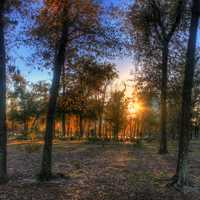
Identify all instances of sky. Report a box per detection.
[13,0,134,85]
[13,0,200,88]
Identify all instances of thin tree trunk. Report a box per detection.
[11,120,15,133]
[61,65,66,137]
[39,25,68,180]
[94,120,97,137]
[61,113,66,138]
[31,112,41,131]
[0,0,7,183]
[129,119,133,139]
[23,120,28,135]
[134,119,137,138]
[98,85,107,138]
[98,115,102,138]
[159,43,169,154]
[79,114,83,138]
[67,115,70,137]
[174,0,199,188]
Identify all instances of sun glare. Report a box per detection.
[128,101,142,116]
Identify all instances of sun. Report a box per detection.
[128,101,142,116]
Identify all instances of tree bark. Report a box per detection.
[159,43,169,154]
[61,113,66,138]
[98,85,107,138]
[0,0,7,183]
[79,114,83,138]
[98,115,102,138]
[39,25,68,180]
[67,116,70,137]
[31,112,41,130]
[94,120,97,136]
[174,0,199,188]
[61,65,66,137]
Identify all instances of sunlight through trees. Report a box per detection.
[0,0,199,197]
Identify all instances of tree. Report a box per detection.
[61,66,66,137]
[8,73,49,136]
[131,78,160,138]
[30,0,123,180]
[30,81,49,131]
[0,0,7,183]
[173,0,200,190]
[96,66,118,138]
[129,0,186,154]
[0,0,21,183]
[58,57,117,138]
[105,89,128,140]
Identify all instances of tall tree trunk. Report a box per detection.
[61,65,66,137]
[0,0,7,183]
[134,119,138,138]
[61,113,66,138]
[67,116,70,137]
[98,115,102,138]
[174,0,199,189]
[94,120,97,136]
[31,112,41,130]
[159,43,169,154]
[23,120,28,135]
[79,114,83,138]
[98,85,107,138]
[11,120,15,133]
[39,25,68,180]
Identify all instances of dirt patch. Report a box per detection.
[0,140,199,199]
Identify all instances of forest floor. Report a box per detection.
[0,139,200,199]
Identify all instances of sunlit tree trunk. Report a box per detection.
[0,0,7,183]
[133,120,136,139]
[98,115,102,138]
[94,120,97,136]
[174,0,199,188]
[31,113,41,130]
[61,114,66,137]
[39,25,68,180]
[79,114,83,138]
[134,119,138,138]
[98,85,107,138]
[61,66,66,137]
[23,119,28,135]
[11,120,15,133]
[66,115,70,137]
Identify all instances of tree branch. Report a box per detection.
[166,0,185,41]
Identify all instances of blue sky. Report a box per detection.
[12,0,133,84]
[12,0,200,84]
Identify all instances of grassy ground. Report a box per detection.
[0,139,200,199]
